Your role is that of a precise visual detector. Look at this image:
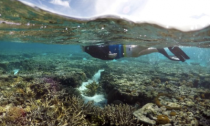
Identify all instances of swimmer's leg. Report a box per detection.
[157,48,183,61]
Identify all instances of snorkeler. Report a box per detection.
[83,45,190,62]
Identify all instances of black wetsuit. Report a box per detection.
[84,45,123,60]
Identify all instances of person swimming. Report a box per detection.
[83,44,190,62]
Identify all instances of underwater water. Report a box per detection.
[0,0,210,126]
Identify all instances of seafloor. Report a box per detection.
[0,45,210,126]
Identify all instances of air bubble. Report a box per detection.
[9,31,14,35]
[124,29,128,32]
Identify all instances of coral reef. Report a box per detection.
[101,104,137,125]
[156,115,170,124]
[0,46,210,126]
[83,81,99,96]
[133,103,158,125]
[89,103,138,126]
[0,75,139,126]
[27,96,91,126]
[2,107,26,125]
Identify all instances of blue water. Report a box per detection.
[0,42,81,54]
[1,42,209,66]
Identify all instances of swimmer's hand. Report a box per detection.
[108,53,117,59]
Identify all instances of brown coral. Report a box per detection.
[3,107,26,125]
[170,111,177,116]
[156,115,170,124]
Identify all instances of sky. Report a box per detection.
[19,0,210,31]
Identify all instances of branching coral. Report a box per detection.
[20,94,138,126]
[2,107,26,126]
[83,81,99,96]
[30,84,48,98]
[92,104,138,126]
[26,96,93,126]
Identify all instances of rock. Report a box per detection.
[190,118,199,126]
[0,61,9,69]
[186,101,195,107]
[134,114,156,125]
[133,103,159,125]
[173,111,198,126]
[165,102,181,109]
[54,71,86,87]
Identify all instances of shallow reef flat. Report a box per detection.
[0,52,210,126]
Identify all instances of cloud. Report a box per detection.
[50,0,70,8]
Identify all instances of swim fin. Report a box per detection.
[168,47,190,62]
[157,48,180,61]
[157,47,190,62]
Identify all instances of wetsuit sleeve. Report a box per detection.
[84,45,113,60]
